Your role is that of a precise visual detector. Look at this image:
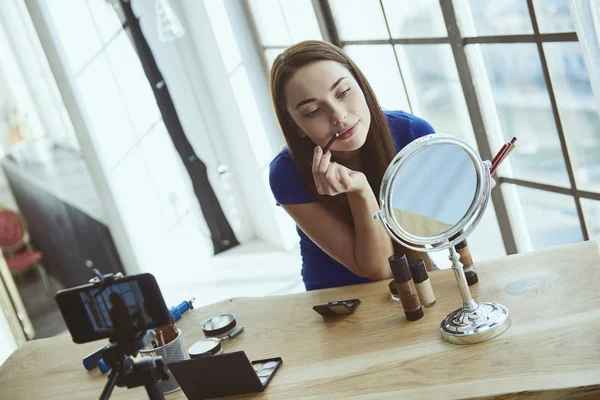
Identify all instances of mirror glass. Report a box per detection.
[391,143,478,238]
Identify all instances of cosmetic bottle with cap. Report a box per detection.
[409,260,436,307]
[388,253,424,321]
[450,231,479,286]
[388,280,399,301]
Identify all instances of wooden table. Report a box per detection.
[1,241,600,399]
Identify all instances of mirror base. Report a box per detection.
[440,302,510,345]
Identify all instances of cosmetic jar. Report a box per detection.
[202,314,237,337]
[188,338,223,359]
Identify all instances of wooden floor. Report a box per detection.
[15,271,66,338]
[156,240,305,310]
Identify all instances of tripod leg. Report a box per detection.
[145,383,165,400]
[99,370,118,400]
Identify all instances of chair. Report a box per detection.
[0,206,54,299]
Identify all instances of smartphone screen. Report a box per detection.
[55,273,170,343]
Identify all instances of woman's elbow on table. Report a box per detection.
[351,262,393,282]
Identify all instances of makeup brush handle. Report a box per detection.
[222,326,244,341]
[489,163,499,175]
[491,143,509,165]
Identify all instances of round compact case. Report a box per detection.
[201,314,237,337]
[188,338,223,358]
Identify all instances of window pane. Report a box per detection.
[506,185,583,250]
[544,42,600,192]
[455,0,533,37]
[140,121,192,227]
[248,0,291,46]
[106,33,161,137]
[469,200,507,260]
[582,198,600,245]
[532,0,575,33]
[0,35,46,143]
[279,0,322,43]
[111,147,165,273]
[468,43,570,186]
[204,0,242,73]
[344,45,410,111]
[44,0,103,72]
[430,177,507,269]
[76,55,137,167]
[265,48,285,71]
[330,0,389,41]
[229,66,273,167]
[382,0,446,38]
[394,44,476,148]
[86,0,122,43]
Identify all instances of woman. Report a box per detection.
[269,40,435,291]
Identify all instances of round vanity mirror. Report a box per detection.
[391,143,477,238]
[378,134,490,251]
[374,134,510,345]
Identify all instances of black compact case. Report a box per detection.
[313,299,361,316]
[168,351,282,399]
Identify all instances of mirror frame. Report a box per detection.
[377,134,491,252]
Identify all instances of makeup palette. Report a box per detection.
[169,351,283,399]
[252,359,282,387]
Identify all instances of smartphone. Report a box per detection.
[55,273,170,344]
[313,299,361,317]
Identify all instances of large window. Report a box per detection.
[248,0,323,67]
[248,0,600,258]
[39,0,213,278]
[0,0,76,151]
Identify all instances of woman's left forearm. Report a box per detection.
[347,187,394,280]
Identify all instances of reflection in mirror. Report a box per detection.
[391,144,477,238]
[377,136,510,344]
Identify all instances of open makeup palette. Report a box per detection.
[168,351,282,399]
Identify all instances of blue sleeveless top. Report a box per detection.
[269,110,435,291]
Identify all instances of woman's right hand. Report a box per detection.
[312,146,368,196]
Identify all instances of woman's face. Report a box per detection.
[284,60,371,153]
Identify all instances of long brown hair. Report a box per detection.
[269,40,396,224]
[269,40,432,267]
